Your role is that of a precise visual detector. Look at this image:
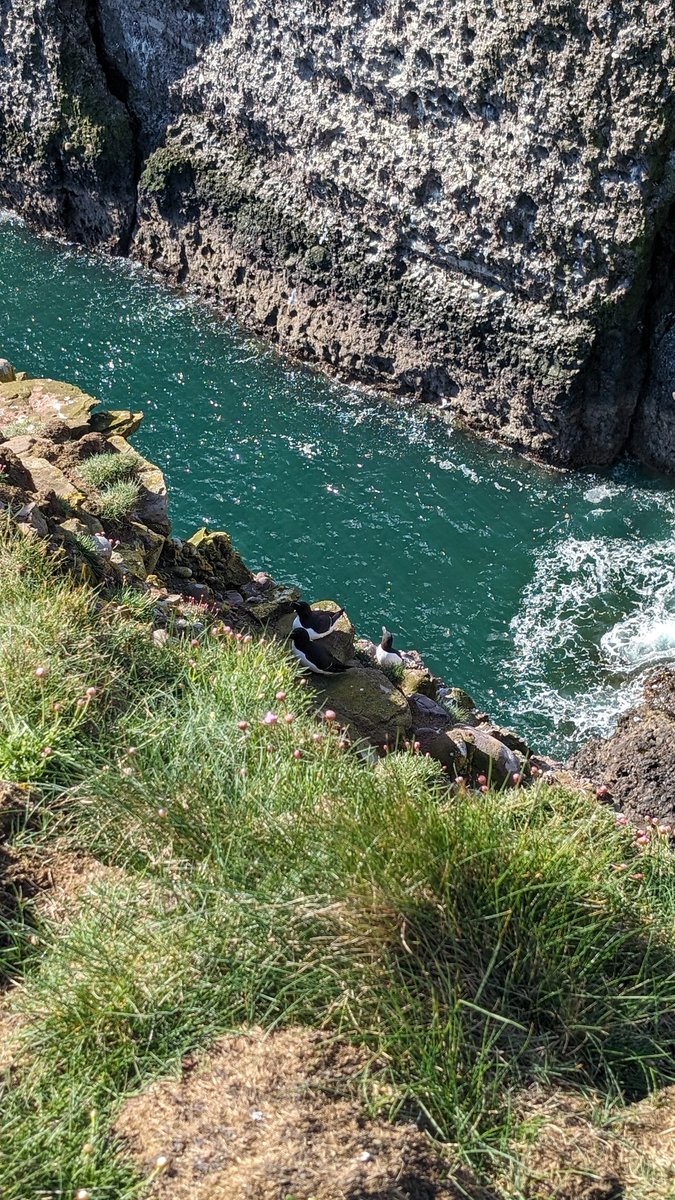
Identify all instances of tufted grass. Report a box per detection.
[1,524,675,1197]
[96,478,140,521]
[79,451,140,489]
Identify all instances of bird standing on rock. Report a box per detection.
[376,627,404,669]
[292,601,345,640]
[291,628,347,675]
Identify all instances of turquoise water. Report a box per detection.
[2,214,675,757]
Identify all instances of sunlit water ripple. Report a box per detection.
[2,213,674,758]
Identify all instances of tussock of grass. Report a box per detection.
[79,451,140,489]
[96,478,140,521]
[1,524,675,1198]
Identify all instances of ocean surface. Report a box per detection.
[2,214,674,757]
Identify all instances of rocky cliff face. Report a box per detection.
[1,0,674,469]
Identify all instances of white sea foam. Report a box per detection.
[509,519,675,752]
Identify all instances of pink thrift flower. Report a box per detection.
[480,784,489,794]
[158,808,167,818]
[413,741,421,751]
[312,733,324,743]
[323,709,337,722]
[284,713,295,724]
[477,774,487,786]
[635,834,650,847]
[276,690,287,702]
[293,749,302,760]
[41,746,53,757]
[512,772,521,784]
[237,720,249,731]
[35,666,48,681]
[262,712,278,726]
[85,686,98,699]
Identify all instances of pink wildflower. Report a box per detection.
[323,709,337,722]
[276,690,287,702]
[262,711,278,726]
[237,720,249,731]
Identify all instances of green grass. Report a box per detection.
[1,524,675,1197]
[1,417,46,438]
[79,452,140,490]
[96,479,140,522]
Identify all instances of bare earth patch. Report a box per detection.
[115,1027,475,1199]
[511,1085,675,1200]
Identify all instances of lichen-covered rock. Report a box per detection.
[0,378,98,435]
[453,725,521,785]
[312,667,412,747]
[400,667,439,700]
[18,456,85,504]
[91,410,144,438]
[414,728,469,775]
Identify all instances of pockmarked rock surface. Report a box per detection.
[1,2,674,469]
[571,669,675,824]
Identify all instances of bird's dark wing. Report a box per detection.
[309,607,344,634]
[311,640,347,671]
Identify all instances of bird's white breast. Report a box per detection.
[376,645,403,669]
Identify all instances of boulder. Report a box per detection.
[414,728,469,776]
[453,725,521,785]
[400,667,438,699]
[311,666,412,746]
[17,455,85,503]
[14,501,49,538]
[91,410,144,438]
[0,359,16,383]
[409,692,453,731]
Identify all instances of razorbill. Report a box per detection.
[376,627,404,669]
[291,628,347,675]
[292,601,345,641]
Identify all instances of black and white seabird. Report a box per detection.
[291,628,347,675]
[376,627,404,669]
[292,601,345,641]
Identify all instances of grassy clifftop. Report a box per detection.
[1,524,675,1198]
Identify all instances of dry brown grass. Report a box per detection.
[506,1085,675,1200]
[115,1026,484,1200]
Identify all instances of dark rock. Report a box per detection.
[409,693,453,731]
[453,725,521,785]
[311,666,412,746]
[415,727,469,775]
[571,668,675,824]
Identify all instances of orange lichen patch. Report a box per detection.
[115,1026,476,1199]
[509,1085,675,1200]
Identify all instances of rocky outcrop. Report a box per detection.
[0,357,554,778]
[1,2,674,470]
[571,668,675,825]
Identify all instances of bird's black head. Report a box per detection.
[293,601,312,620]
[381,626,394,650]
[292,627,311,650]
